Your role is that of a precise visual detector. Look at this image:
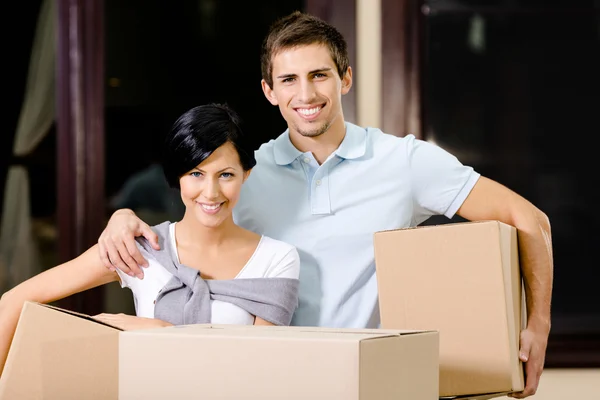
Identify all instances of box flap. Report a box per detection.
[374,220,509,237]
[166,324,434,336]
[123,324,418,342]
[39,302,123,331]
[0,301,120,399]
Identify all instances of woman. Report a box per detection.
[0,104,300,374]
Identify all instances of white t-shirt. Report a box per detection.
[117,223,300,325]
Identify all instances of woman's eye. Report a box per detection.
[221,172,233,179]
[191,171,202,177]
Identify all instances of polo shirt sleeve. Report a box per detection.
[406,135,480,222]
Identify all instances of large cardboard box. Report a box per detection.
[119,324,439,400]
[1,302,439,400]
[0,301,121,400]
[374,220,525,399]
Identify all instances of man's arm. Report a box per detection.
[457,176,553,398]
[97,209,161,279]
[0,244,119,375]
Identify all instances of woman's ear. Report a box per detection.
[243,169,252,182]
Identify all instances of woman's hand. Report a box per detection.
[93,313,172,331]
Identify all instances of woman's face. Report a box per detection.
[179,142,249,229]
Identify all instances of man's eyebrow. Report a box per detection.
[276,67,332,79]
[276,73,297,79]
[309,67,332,74]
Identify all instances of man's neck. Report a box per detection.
[289,117,346,165]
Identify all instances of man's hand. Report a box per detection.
[93,313,173,331]
[509,325,550,398]
[98,209,160,279]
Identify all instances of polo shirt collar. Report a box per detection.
[334,122,367,160]
[273,130,303,165]
[273,122,367,166]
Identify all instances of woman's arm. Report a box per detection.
[0,244,118,375]
[254,317,275,326]
[92,313,173,330]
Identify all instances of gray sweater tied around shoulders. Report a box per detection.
[135,222,299,326]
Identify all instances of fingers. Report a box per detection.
[114,237,144,278]
[519,330,532,362]
[93,313,112,324]
[140,224,160,251]
[509,330,543,398]
[509,381,538,399]
[124,237,148,271]
[97,210,153,278]
[104,236,134,276]
[98,233,116,272]
[93,313,126,330]
[521,351,542,397]
[99,226,136,277]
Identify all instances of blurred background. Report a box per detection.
[1,0,598,396]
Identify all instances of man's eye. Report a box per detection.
[282,77,295,83]
[314,73,326,78]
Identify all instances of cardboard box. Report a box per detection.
[119,324,439,400]
[1,302,439,400]
[374,220,525,399]
[0,301,121,400]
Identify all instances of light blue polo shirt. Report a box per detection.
[234,122,480,328]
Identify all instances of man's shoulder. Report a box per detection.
[344,124,417,163]
[367,126,417,145]
[254,136,280,164]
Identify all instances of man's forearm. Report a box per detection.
[516,209,553,332]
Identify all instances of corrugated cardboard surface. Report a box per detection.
[374,220,524,398]
[0,302,120,400]
[119,324,439,400]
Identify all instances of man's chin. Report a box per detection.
[298,130,325,138]
[294,122,330,138]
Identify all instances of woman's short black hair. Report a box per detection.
[162,103,256,188]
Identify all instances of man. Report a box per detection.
[98,11,552,398]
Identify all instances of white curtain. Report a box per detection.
[0,0,56,293]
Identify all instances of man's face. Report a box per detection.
[262,44,352,138]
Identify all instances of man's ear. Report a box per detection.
[341,66,353,95]
[261,79,279,106]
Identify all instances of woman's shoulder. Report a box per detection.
[257,235,297,255]
[242,236,300,279]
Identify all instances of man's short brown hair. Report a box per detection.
[261,11,349,89]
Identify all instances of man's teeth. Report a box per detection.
[201,203,221,210]
[298,107,321,116]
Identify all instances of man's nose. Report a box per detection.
[298,80,317,103]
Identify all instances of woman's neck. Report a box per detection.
[174,214,239,252]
